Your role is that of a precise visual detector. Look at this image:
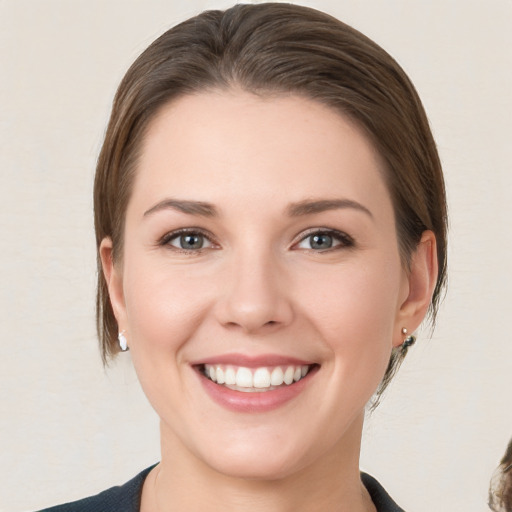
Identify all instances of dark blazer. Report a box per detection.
[37,466,405,512]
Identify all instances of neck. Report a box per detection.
[141,414,375,512]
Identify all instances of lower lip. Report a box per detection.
[196,368,316,413]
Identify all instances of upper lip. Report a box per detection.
[190,353,316,368]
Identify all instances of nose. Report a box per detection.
[214,249,294,334]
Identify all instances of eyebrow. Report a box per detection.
[286,199,373,218]
[143,197,373,219]
[143,199,218,218]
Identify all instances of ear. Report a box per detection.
[393,230,438,347]
[99,237,127,329]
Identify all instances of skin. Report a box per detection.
[101,90,437,512]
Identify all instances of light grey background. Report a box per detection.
[1,1,511,511]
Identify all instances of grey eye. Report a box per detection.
[295,230,353,251]
[181,233,203,249]
[309,233,333,250]
[168,232,212,250]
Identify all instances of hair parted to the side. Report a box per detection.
[94,2,447,400]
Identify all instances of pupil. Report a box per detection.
[311,234,332,249]
[181,234,203,249]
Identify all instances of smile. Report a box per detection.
[202,364,312,392]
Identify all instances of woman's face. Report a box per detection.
[104,90,414,479]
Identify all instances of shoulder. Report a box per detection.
[361,472,406,512]
[35,465,155,512]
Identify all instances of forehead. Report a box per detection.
[130,89,391,217]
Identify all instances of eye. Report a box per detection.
[162,230,215,251]
[294,229,353,251]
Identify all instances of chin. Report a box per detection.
[206,450,306,481]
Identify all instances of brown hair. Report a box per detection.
[94,2,447,398]
[489,439,512,512]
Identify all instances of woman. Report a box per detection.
[40,3,446,511]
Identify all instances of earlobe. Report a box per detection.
[394,230,438,347]
[99,237,127,327]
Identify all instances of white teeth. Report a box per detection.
[270,367,284,386]
[253,368,271,388]
[224,367,236,385]
[236,367,253,388]
[203,363,312,391]
[216,367,225,384]
[284,366,294,385]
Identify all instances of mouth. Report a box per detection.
[197,363,318,393]
[192,354,320,412]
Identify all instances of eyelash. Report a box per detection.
[158,228,218,254]
[158,227,354,253]
[292,228,354,252]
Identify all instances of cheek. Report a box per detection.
[119,254,219,418]
[121,255,213,356]
[297,256,402,376]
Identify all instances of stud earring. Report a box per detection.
[118,331,128,351]
[401,327,416,349]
